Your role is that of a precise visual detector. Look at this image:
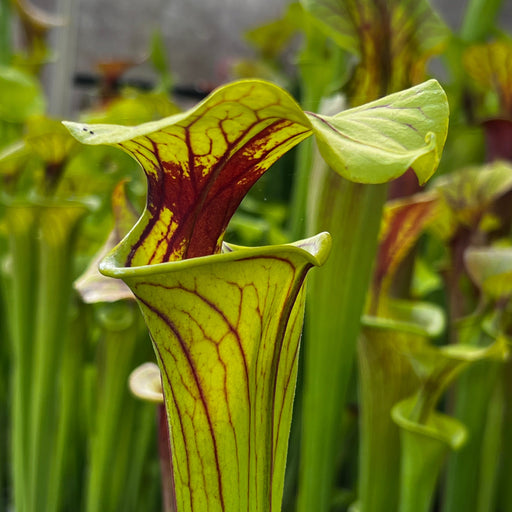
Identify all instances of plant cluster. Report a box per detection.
[1,1,512,511]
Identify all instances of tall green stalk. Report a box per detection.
[284,22,346,507]
[297,79,449,511]
[290,3,449,505]
[47,302,87,512]
[445,247,512,512]
[27,204,86,512]
[0,217,11,509]
[357,302,443,512]
[4,200,87,512]
[5,204,38,512]
[443,316,503,512]
[85,302,158,512]
[477,373,504,512]
[499,358,512,511]
[298,172,387,511]
[85,302,140,512]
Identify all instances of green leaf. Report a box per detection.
[306,79,449,184]
[63,77,450,512]
[100,233,331,512]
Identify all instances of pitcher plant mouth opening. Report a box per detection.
[99,233,332,278]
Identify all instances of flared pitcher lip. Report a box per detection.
[99,231,332,279]
[391,396,468,449]
[361,299,445,338]
[63,79,310,147]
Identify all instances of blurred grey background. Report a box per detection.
[24,0,512,115]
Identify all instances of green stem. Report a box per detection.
[47,302,87,512]
[398,428,451,512]
[298,170,388,512]
[442,323,500,512]
[357,319,422,512]
[84,305,160,512]
[5,205,38,512]
[122,400,160,512]
[285,33,334,499]
[476,371,504,512]
[460,0,504,42]
[0,234,10,510]
[498,358,512,511]
[85,302,142,512]
[26,204,86,512]
[410,385,443,426]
